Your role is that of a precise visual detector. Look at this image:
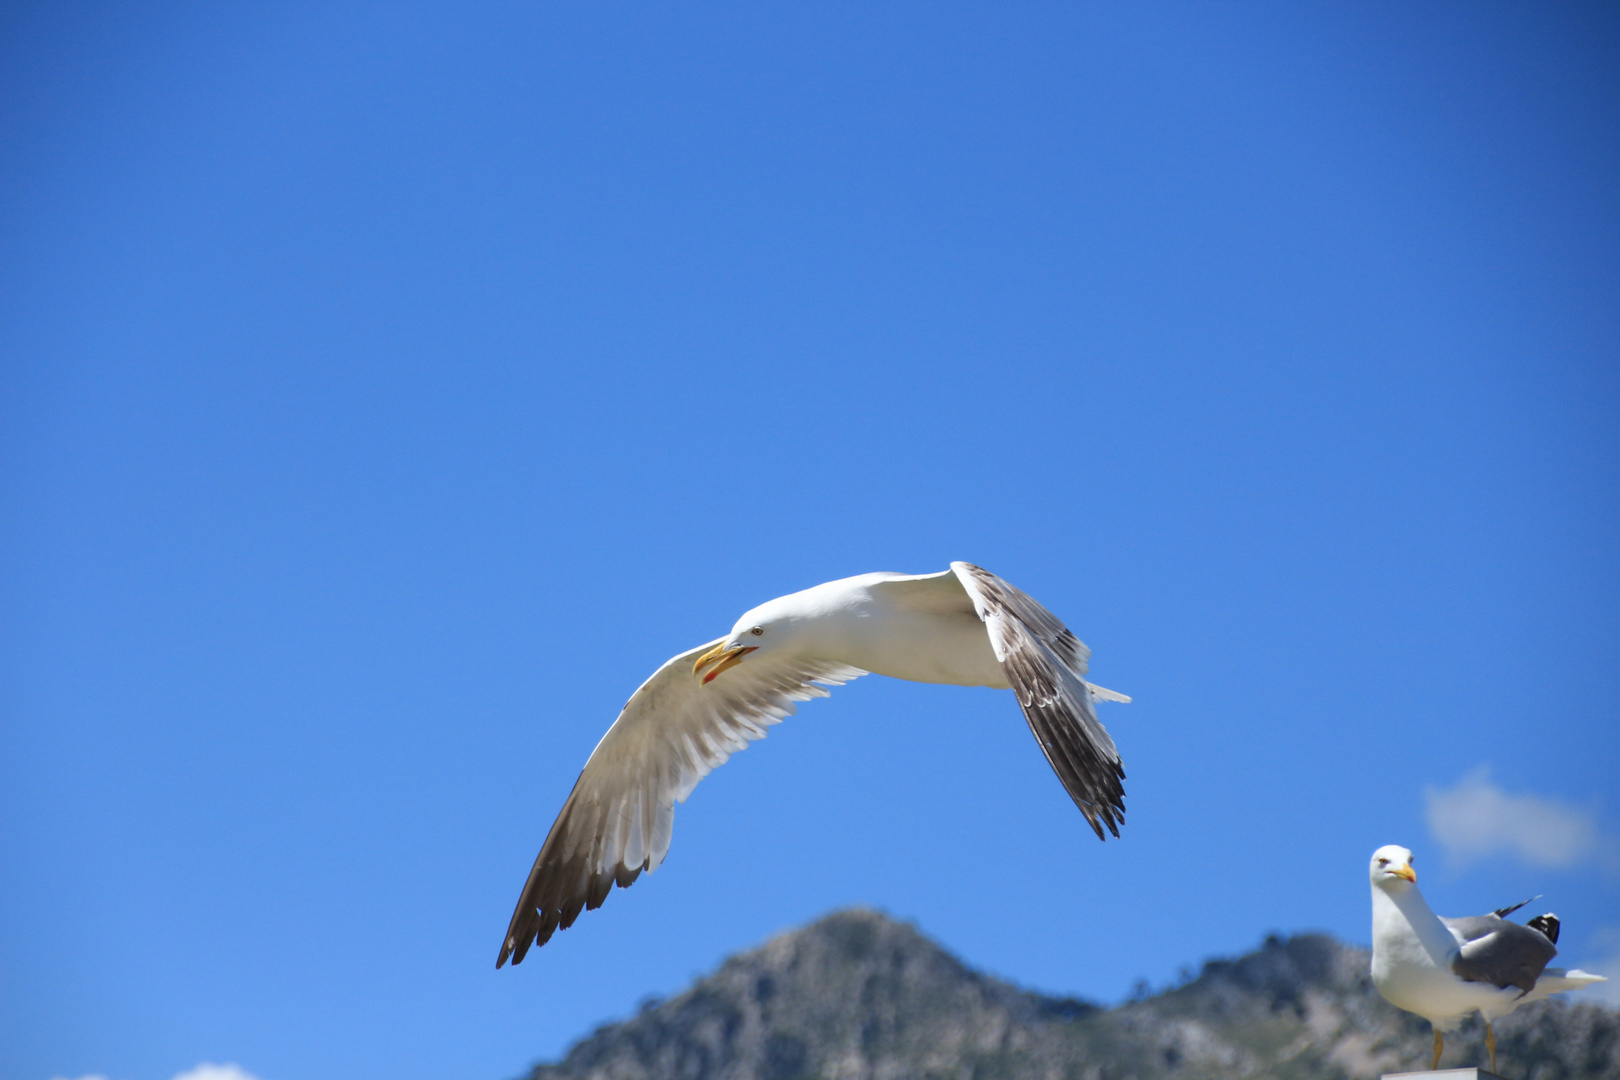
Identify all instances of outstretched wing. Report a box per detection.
[949,561,1129,840]
[498,640,864,967]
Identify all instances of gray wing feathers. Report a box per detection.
[498,642,864,967]
[1445,914,1559,996]
[949,562,1126,841]
[1444,915,1506,944]
[951,563,1092,674]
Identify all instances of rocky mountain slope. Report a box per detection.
[520,909,1618,1080]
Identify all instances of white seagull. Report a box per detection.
[498,562,1131,967]
[1368,844,1606,1072]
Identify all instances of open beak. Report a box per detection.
[1393,863,1417,883]
[692,642,757,684]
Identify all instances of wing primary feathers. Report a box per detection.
[949,562,1127,841]
[1025,700,1121,839]
[496,643,867,967]
[1493,896,1539,919]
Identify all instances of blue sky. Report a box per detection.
[3,4,1617,1080]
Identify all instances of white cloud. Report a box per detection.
[47,1062,262,1080]
[1424,766,1600,869]
[172,1066,261,1080]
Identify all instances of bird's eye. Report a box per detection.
[1378,859,1388,866]
[750,626,764,636]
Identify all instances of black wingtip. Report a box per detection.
[1493,896,1540,919]
[1528,913,1561,944]
[1079,800,1123,841]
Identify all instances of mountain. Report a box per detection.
[520,908,1619,1080]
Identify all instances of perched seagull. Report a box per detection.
[498,562,1131,967]
[1368,844,1606,1072]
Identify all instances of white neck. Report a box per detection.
[1373,880,1457,967]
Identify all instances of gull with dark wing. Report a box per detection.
[497,562,1131,967]
[1369,844,1606,1073]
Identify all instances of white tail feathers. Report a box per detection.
[1548,969,1607,988]
[1523,968,1608,1003]
[1086,682,1132,704]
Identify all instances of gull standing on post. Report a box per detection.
[1368,844,1606,1073]
[498,562,1131,967]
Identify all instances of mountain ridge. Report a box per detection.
[520,908,1619,1080]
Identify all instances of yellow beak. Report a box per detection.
[1394,863,1417,883]
[692,642,757,684]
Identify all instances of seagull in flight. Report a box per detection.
[1368,844,1606,1072]
[498,562,1131,967]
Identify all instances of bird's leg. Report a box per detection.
[1486,1022,1496,1074]
[1431,1027,1443,1070]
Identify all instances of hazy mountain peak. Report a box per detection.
[523,909,1618,1080]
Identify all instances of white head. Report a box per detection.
[1370,844,1418,891]
[690,597,807,685]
